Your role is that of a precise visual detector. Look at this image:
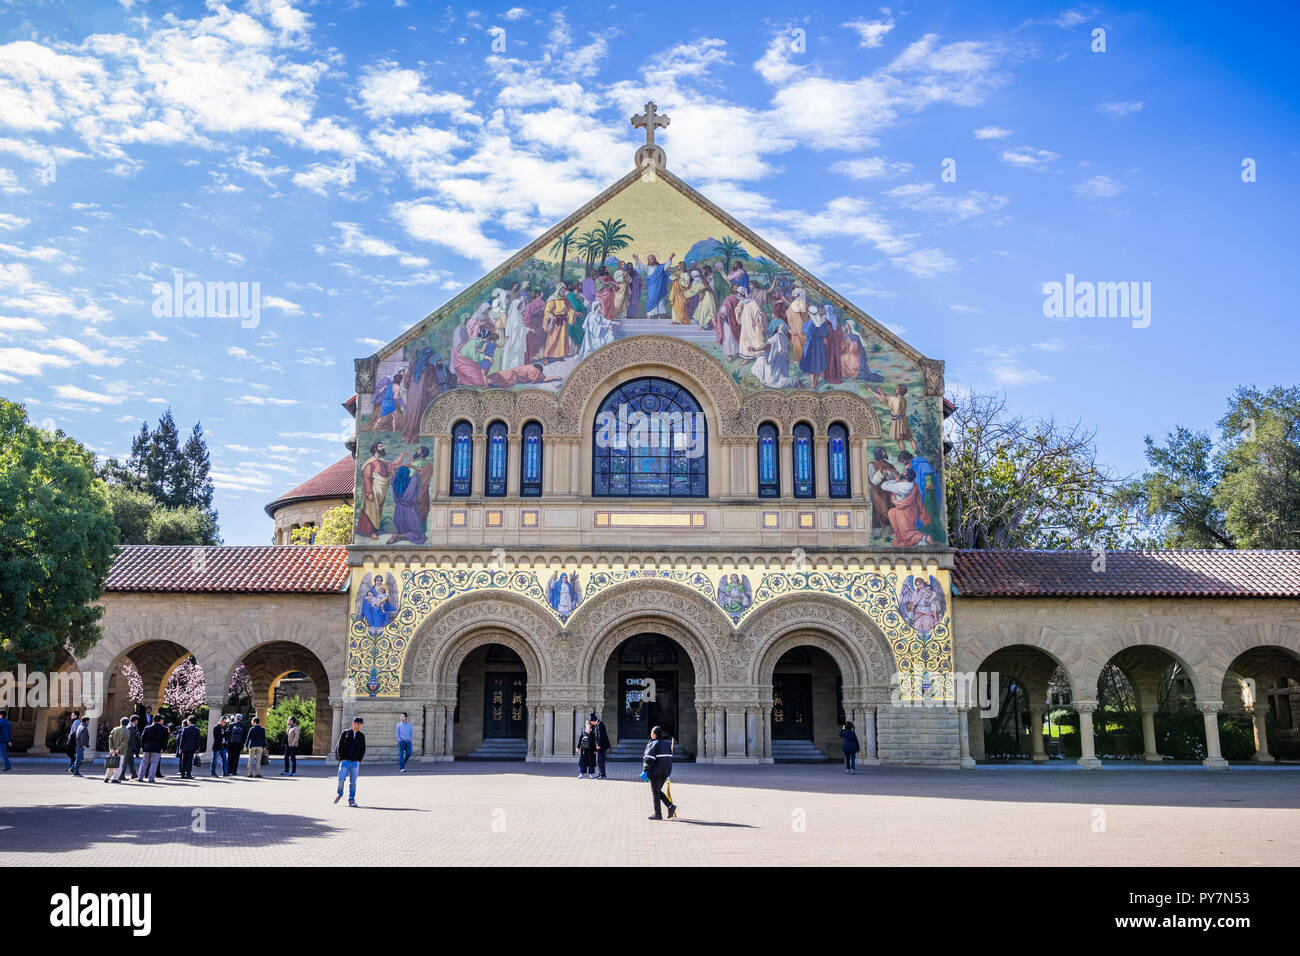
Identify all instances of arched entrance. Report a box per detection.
[1222,645,1300,762]
[770,646,843,762]
[456,642,528,760]
[1094,644,1212,764]
[601,632,696,758]
[971,645,1073,763]
[228,642,333,757]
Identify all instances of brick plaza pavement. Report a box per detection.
[2,758,1298,866]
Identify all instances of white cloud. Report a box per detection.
[843,16,896,49]
[1073,174,1123,198]
[973,125,1011,139]
[891,247,958,278]
[1098,100,1143,117]
[357,62,479,122]
[885,182,1009,222]
[830,157,913,179]
[0,346,73,375]
[332,221,430,269]
[52,383,128,404]
[1001,146,1058,167]
[262,295,303,315]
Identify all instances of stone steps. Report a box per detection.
[771,739,831,762]
[465,737,527,761]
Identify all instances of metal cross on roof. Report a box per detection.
[632,101,669,175]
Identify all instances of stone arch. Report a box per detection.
[569,580,726,688]
[1204,619,1300,700]
[1081,621,1210,703]
[214,616,347,701]
[421,385,562,435]
[754,628,861,690]
[970,642,1074,700]
[741,593,892,689]
[955,621,1087,700]
[558,336,744,434]
[400,590,555,693]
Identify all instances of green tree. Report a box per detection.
[1215,385,1300,549]
[266,696,315,753]
[713,235,746,273]
[1121,426,1231,548]
[291,504,354,545]
[945,390,1136,549]
[595,217,633,268]
[146,506,220,545]
[0,399,119,671]
[549,227,578,285]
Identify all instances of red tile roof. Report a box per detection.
[106,545,350,594]
[952,549,1300,598]
[264,455,356,516]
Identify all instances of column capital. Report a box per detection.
[203,697,227,708]
[1073,700,1099,714]
[1198,700,1225,714]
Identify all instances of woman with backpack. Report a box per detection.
[839,720,860,775]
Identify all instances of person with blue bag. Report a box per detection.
[640,726,678,820]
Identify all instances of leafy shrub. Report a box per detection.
[266,697,315,754]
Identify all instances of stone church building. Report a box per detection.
[10,110,1300,768]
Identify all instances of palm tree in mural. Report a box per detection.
[575,228,601,273]
[549,227,578,284]
[595,217,634,270]
[713,235,747,273]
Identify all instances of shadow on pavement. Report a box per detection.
[0,804,342,854]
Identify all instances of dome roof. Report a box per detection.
[264,455,355,517]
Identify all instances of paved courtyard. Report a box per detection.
[2,759,1298,866]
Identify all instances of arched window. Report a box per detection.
[592,376,707,497]
[757,422,780,498]
[827,422,850,498]
[792,422,815,498]
[450,420,473,497]
[485,421,508,497]
[520,421,543,497]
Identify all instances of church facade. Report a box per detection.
[11,112,1298,771]
[345,117,958,765]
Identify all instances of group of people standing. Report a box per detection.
[95,711,287,783]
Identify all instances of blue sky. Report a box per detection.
[1,0,1296,545]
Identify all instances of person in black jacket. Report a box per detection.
[839,721,860,775]
[179,717,201,778]
[209,715,227,777]
[124,715,141,779]
[224,715,246,776]
[244,718,267,778]
[139,715,169,782]
[575,720,597,778]
[588,711,611,779]
[640,725,677,820]
[334,717,366,807]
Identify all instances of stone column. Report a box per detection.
[471,435,486,497]
[506,436,522,497]
[421,705,441,761]
[1200,701,1229,770]
[715,708,728,758]
[695,706,707,759]
[542,707,554,757]
[444,707,455,759]
[862,707,879,763]
[849,440,865,498]
[329,699,344,764]
[759,705,771,761]
[958,708,976,769]
[1075,701,1101,769]
[29,707,51,754]
[1251,706,1273,762]
[85,716,100,758]
[434,437,450,497]
[779,437,794,501]
[745,709,758,757]
[1029,708,1048,763]
[569,442,581,496]
[1140,707,1161,762]
[814,436,830,499]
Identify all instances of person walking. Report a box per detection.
[138,714,168,782]
[640,725,677,820]
[575,719,597,778]
[225,714,246,777]
[588,711,611,779]
[244,718,266,777]
[395,712,413,772]
[0,709,11,772]
[179,717,201,778]
[840,720,860,775]
[124,714,141,780]
[64,711,81,773]
[334,717,366,807]
[71,716,90,777]
[105,717,130,783]
[281,716,300,776]
[209,715,228,777]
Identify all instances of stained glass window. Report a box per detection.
[828,422,849,498]
[793,422,815,498]
[486,421,508,497]
[592,377,708,497]
[520,421,543,497]
[758,422,780,498]
[450,420,472,497]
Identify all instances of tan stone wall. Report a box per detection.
[953,596,1300,706]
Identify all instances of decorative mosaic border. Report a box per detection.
[348,562,953,701]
